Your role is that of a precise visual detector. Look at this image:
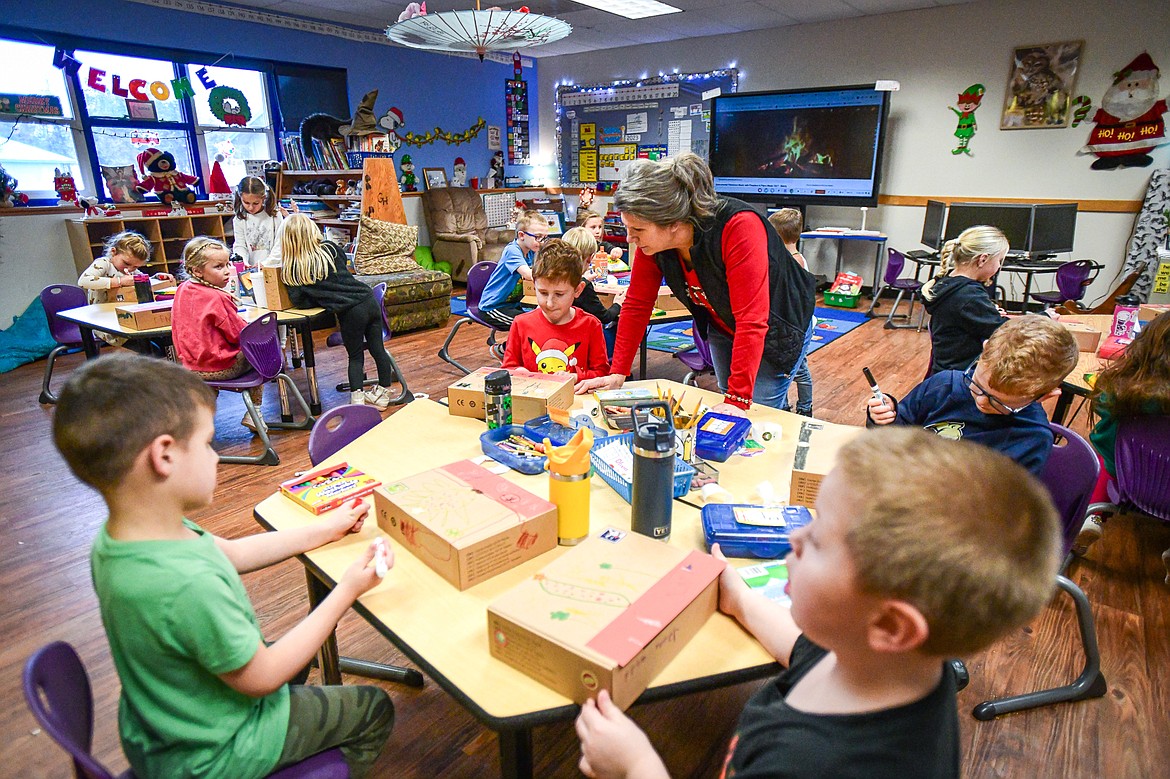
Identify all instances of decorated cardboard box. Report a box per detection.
[261,265,293,310]
[114,300,173,330]
[447,367,575,424]
[373,459,557,590]
[1060,321,1103,352]
[487,527,724,709]
[788,419,863,506]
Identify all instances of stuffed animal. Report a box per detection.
[1,165,29,207]
[397,2,426,22]
[54,168,79,206]
[135,148,198,205]
[451,157,468,187]
[485,151,505,189]
[400,154,418,192]
[100,164,144,203]
[299,113,347,159]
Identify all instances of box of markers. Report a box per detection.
[280,462,382,514]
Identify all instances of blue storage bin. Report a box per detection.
[523,413,608,447]
[479,425,546,475]
[589,432,694,504]
[701,504,813,558]
[693,412,753,463]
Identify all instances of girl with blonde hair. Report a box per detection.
[280,214,401,409]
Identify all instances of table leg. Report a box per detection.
[498,728,534,779]
[298,319,322,415]
[1052,385,1076,425]
[1020,270,1035,314]
[305,571,342,685]
[79,326,100,359]
[288,327,303,369]
[639,328,649,380]
[865,240,887,316]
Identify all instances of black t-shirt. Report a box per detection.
[720,636,959,779]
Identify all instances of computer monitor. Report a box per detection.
[1028,203,1078,254]
[921,200,946,250]
[944,203,1032,252]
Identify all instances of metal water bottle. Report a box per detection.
[484,369,512,429]
[133,272,154,303]
[631,401,676,541]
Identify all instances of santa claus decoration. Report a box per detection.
[451,157,467,187]
[1081,52,1168,170]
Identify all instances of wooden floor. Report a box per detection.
[1,297,1167,779]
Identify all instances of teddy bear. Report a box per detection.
[135,147,199,205]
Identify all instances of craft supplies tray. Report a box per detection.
[589,432,694,504]
[524,413,607,447]
[593,388,657,431]
[693,412,753,463]
[701,504,814,559]
[480,426,547,475]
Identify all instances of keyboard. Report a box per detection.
[905,250,938,261]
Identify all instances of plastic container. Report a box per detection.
[589,432,694,504]
[479,425,546,475]
[484,369,512,429]
[524,413,608,447]
[701,504,814,558]
[693,412,753,463]
[822,290,860,308]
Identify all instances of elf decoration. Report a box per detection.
[452,157,467,187]
[399,154,418,192]
[1081,52,1168,170]
[208,85,251,127]
[54,168,79,206]
[949,84,985,156]
[136,147,199,205]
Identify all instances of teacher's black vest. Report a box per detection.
[653,198,816,375]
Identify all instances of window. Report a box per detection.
[0,38,86,198]
[187,63,274,187]
[78,50,185,122]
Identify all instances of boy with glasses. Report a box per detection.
[479,210,550,332]
[865,316,1077,475]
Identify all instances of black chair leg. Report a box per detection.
[972,575,1107,720]
[38,344,71,404]
[437,316,472,375]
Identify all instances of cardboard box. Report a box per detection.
[261,265,293,310]
[1061,321,1103,353]
[487,527,724,709]
[1139,303,1170,323]
[114,300,173,330]
[280,462,381,515]
[655,289,688,312]
[374,459,557,590]
[447,367,575,424]
[789,420,863,507]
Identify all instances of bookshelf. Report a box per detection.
[275,169,363,235]
[66,211,234,277]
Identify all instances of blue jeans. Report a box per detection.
[784,355,813,415]
[707,318,815,411]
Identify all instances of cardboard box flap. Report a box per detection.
[586,550,724,667]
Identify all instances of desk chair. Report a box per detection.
[879,249,926,331]
[972,423,1107,720]
[39,284,90,405]
[23,641,349,779]
[1030,259,1099,309]
[1083,415,1170,585]
[304,405,426,688]
[329,283,413,405]
[675,325,714,386]
[438,260,502,375]
[205,312,315,466]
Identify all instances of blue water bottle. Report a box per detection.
[631,401,676,541]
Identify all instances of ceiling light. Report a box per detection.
[386,4,572,61]
[569,0,682,20]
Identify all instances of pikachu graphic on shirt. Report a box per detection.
[529,337,580,374]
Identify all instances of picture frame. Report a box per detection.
[423,167,448,189]
[1001,40,1084,129]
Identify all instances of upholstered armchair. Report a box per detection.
[419,188,511,282]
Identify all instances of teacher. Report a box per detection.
[576,153,816,414]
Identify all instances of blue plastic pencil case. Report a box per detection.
[523,413,608,447]
[693,412,753,463]
[479,425,547,475]
[701,504,814,558]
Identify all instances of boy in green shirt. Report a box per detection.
[53,353,394,779]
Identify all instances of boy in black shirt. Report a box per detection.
[576,428,1061,779]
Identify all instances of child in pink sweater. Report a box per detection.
[171,236,263,432]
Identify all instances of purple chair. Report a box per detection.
[1086,415,1170,584]
[203,312,315,466]
[23,641,349,779]
[674,325,714,386]
[972,423,1107,720]
[39,284,89,404]
[306,405,428,688]
[331,282,413,404]
[1029,259,1099,309]
[879,249,926,331]
[438,260,503,375]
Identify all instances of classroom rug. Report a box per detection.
[450,295,467,317]
[644,306,868,356]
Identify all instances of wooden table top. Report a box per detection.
[1061,314,1113,392]
[58,302,325,337]
[253,380,861,727]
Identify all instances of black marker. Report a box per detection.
[862,367,884,405]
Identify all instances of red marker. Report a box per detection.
[351,497,364,509]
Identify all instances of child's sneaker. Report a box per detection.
[490,342,506,361]
[365,385,392,410]
[1071,514,1106,556]
[350,390,367,406]
[240,412,266,434]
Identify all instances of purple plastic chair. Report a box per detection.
[331,282,413,404]
[972,423,1107,720]
[438,260,503,375]
[203,312,315,466]
[674,325,714,386]
[23,641,349,779]
[880,249,926,331]
[39,284,89,404]
[1030,259,1099,308]
[1087,415,1170,584]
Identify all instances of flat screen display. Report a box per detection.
[1029,203,1078,254]
[944,203,1032,251]
[921,200,946,250]
[709,85,890,207]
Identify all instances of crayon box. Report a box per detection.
[280,462,382,514]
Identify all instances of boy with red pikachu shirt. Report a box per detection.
[502,239,610,383]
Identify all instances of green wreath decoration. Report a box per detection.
[401,117,486,147]
[208,85,252,126]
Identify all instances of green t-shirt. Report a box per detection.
[91,519,289,779]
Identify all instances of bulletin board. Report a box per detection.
[555,69,738,186]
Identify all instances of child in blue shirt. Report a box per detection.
[52,354,395,779]
[477,210,549,330]
[866,315,1077,475]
